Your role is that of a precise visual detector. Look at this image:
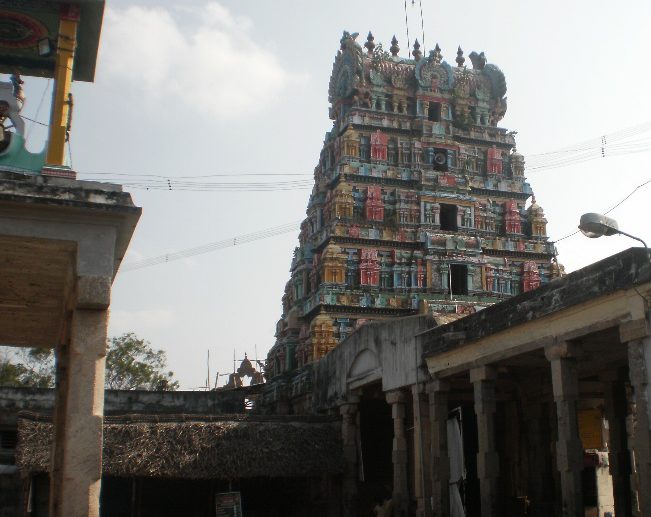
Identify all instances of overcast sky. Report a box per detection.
[13,0,651,389]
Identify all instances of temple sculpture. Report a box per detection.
[267,32,559,377]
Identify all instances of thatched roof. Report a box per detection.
[16,412,343,479]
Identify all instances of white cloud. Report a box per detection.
[100,3,297,119]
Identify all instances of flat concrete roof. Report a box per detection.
[421,247,651,358]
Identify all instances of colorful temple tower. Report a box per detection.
[267,32,558,377]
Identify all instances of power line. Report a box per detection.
[123,173,650,271]
[554,178,651,243]
[526,121,651,172]
[77,121,651,190]
[121,220,302,272]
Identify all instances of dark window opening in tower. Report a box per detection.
[450,264,468,296]
[360,136,370,161]
[440,204,458,231]
[428,102,441,122]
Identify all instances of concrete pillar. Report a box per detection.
[427,379,450,517]
[601,371,632,516]
[340,396,360,517]
[470,366,499,517]
[412,383,432,517]
[628,336,651,516]
[546,343,583,517]
[50,284,109,517]
[386,389,409,516]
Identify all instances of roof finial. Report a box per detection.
[412,39,422,61]
[456,46,465,67]
[364,31,375,54]
[390,35,400,57]
[433,43,442,64]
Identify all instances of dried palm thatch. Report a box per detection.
[16,412,343,479]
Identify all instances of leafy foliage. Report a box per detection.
[105,333,179,391]
[0,347,54,388]
[0,333,178,391]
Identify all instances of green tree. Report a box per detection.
[0,334,178,391]
[0,347,54,388]
[105,333,179,391]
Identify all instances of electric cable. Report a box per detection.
[25,79,51,141]
[554,178,651,243]
[122,220,302,272]
[418,0,426,54]
[404,0,410,54]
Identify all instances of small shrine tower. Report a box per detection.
[267,32,559,377]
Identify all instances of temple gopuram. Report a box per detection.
[267,32,559,378]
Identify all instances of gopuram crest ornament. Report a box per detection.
[328,31,364,103]
[415,56,454,91]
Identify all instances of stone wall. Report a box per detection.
[0,387,249,427]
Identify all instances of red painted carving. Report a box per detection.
[370,130,388,161]
[365,186,384,221]
[348,224,360,238]
[487,146,503,175]
[359,249,380,286]
[504,199,521,234]
[439,173,457,186]
[522,261,541,292]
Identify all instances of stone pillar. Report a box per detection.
[628,335,651,516]
[545,343,583,517]
[470,366,499,517]
[386,389,409,516]
[50,275,111,517]
[412,383,432,517]
[601,371,632,516]
[427,379,450,517]
[340,396,360,517]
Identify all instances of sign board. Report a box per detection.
[215,492,242,517]
[578,408,603,450]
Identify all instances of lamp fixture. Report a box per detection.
[579,212,649,252]
[36,38,54,58]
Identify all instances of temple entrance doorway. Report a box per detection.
[357,382,393,516]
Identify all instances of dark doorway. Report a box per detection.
[450,264,468,296]
[358,383,393,514]
[440,204,458,231]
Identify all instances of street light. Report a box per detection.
[579,212,649,251]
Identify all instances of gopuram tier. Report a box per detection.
[267,32,560,377]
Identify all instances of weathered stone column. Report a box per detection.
[340,395,360,517]
[470,366,499,517]
[546,343,583,517]
[427,379,450,517]
[601,371,632,516]
[386,389,409,516]
[412,383,432,517]
[50,276,111,517]
[628,335,651,516]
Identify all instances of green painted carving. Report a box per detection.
[0,133,46,173]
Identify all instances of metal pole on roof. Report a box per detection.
[46,5,79,166]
